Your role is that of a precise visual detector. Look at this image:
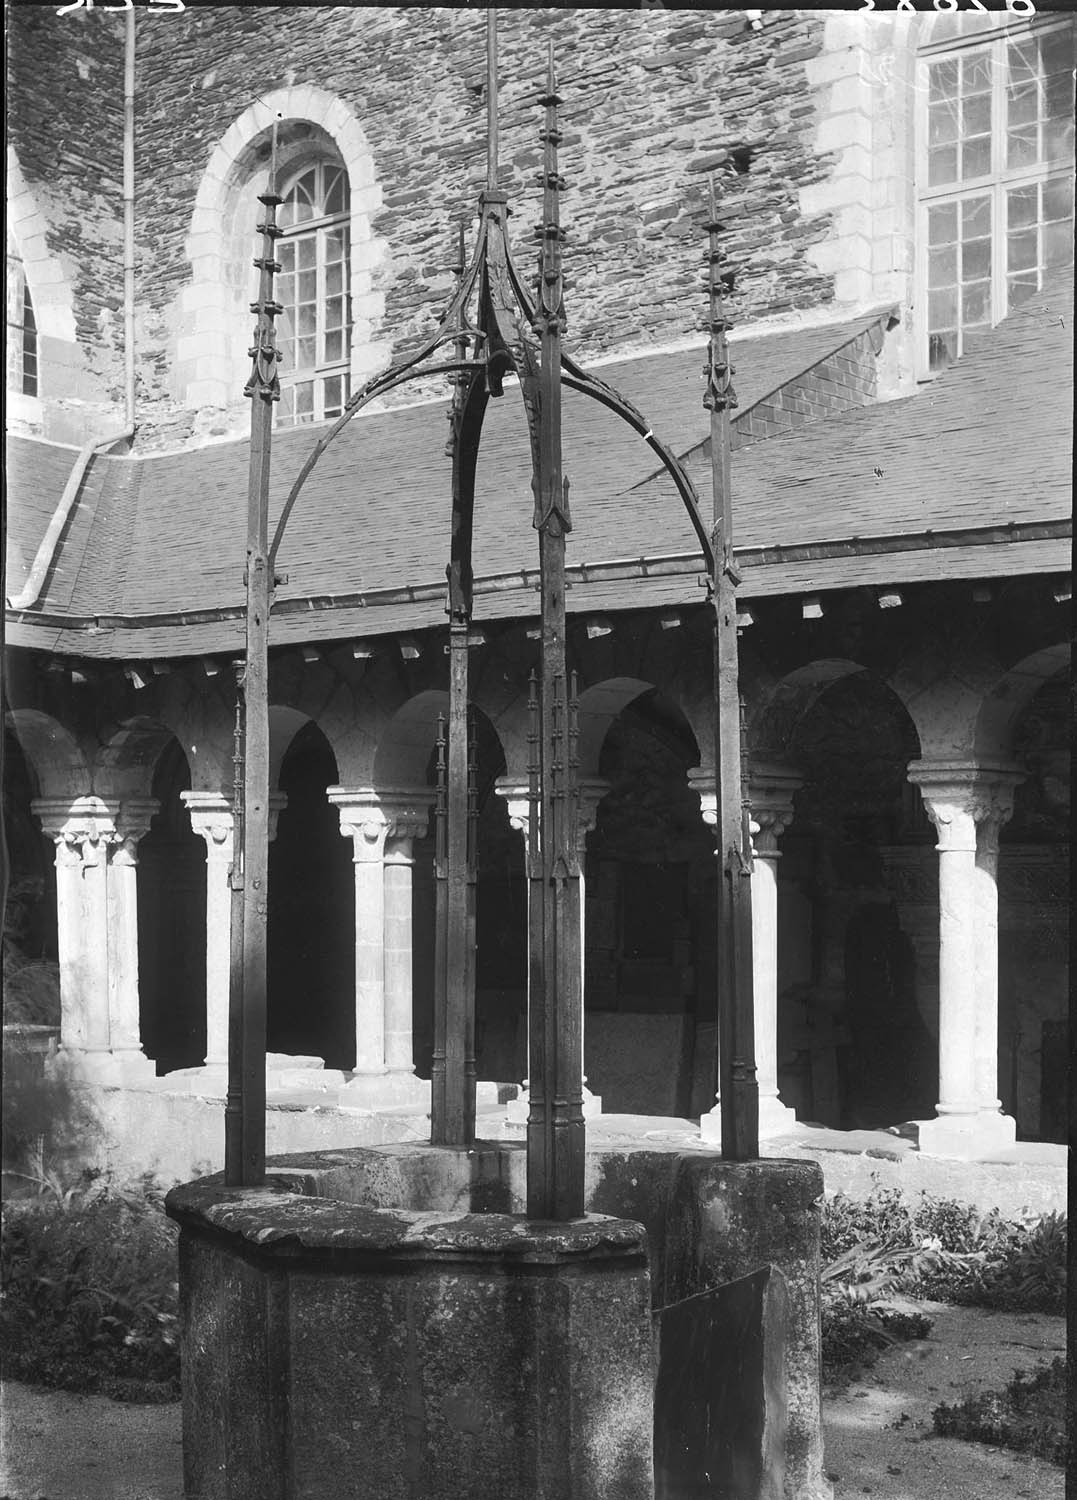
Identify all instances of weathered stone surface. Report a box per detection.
[654,1266,788,1500]
[167,1181,654,1500]
[248,1142,828,1500]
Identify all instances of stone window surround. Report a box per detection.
[5,147,78,429]
[181,85,390,416]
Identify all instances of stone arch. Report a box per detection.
[974,643,1070,763]
[269,704,321,791]
[577,675,699,778]
[750,658,868,759]
[372,690,451,791]
[4,709,89,798]
[181,86,388,415]
[95,714,189,801]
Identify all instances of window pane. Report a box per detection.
[928,245,958,286]
[1007,38,1038,83]
[277,386,294,422]
[1044,112,1074,165]
[278,242,295,273]
[1043,175,1074,224]
[298,270,317,302]
[1007,228,1038,273]
[961,196,990,238]
[1044,220,1073,268]
[961,93,991,137]
[929,58,958,102]
[928,202,958,246]
[928,145,958,188]
[929,331,958,372]
[928,288,958,330]
[298,303,317,335]
[929,101,959,146]
[961,282,990,325]
[325,330,343,363]
[1008,272,1038,308]
[1007,184,1039,230]
[1007,125,1039,170]
[962,237,991,280]
[324,170,346,217]
[298,236,316,270]
[297,336,317,367]
[295,381,314,418]
[961,136,991,180]
[326,262,344,296]
[1007,80,1039,128]
[324,228,347,263]
[324,297,344,331]
[277,273,294,307]
[323,375,342,415]
[964,52,992,93]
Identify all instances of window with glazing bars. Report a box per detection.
[6,246,38,398]
[275,162,352,425]
[919,17,1074,373]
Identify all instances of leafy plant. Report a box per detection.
[0,1179,180,1401]
[933,1357,1067,1467]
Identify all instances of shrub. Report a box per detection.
[933,1357,1067,1467]
[821,1188,1066,1316]
[0,1178,180,1402]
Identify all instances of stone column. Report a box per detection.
[907,761,1022,1158]
[328,787,432,1104]
[747,767,802,1140]
[495,777,603,1134]
[181,793,235,1070]
[106,799,159,1075]
[689,766,801,1143]
[33,796,156,1083]
[382,801,432,1076]
[181,791,286,1075]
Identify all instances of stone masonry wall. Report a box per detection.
[8,7,841,446]
[6,7,127,439]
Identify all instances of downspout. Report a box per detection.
[6,8,137,613]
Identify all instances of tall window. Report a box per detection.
[6,237,38,398]
[276,161,351,425]
[919,17,1074,373]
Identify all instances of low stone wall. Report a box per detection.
[167,1178,654,1500]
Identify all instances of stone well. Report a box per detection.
[167,1142,827,1500]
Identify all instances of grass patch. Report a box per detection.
[933,1357,1067,1466]
[1,1177,180,1402]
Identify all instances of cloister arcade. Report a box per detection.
[4,576,1068,1153]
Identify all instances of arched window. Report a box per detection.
[6,235,38,398]
[275,160,352,426]
[918,15,1074,373]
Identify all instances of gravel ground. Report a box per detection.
[1,1303,1066,1499]
[823,1302,1067,1500]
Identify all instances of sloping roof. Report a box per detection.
[5,294,1070,660]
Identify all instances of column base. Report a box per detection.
[758,1095,799,1140]
[499,1086,602,1141]
[337,1070,431,1109]
[51,1047,157,1088]
[914,1109,1018,1160]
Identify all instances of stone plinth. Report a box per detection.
[166,1178,654,1500]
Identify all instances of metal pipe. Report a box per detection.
[123,5,136,430]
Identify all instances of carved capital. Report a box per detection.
[687,768,718,832]
[33,796,121,870]
[907,760,1024,855]
[576,777,610,848]
[495,780,532,843]
[749,764,802,857]
[328,786,433,862]
[181,791,235,858]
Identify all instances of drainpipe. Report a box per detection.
[6,9,137,613]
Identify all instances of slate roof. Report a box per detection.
[5,291,1071,662]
